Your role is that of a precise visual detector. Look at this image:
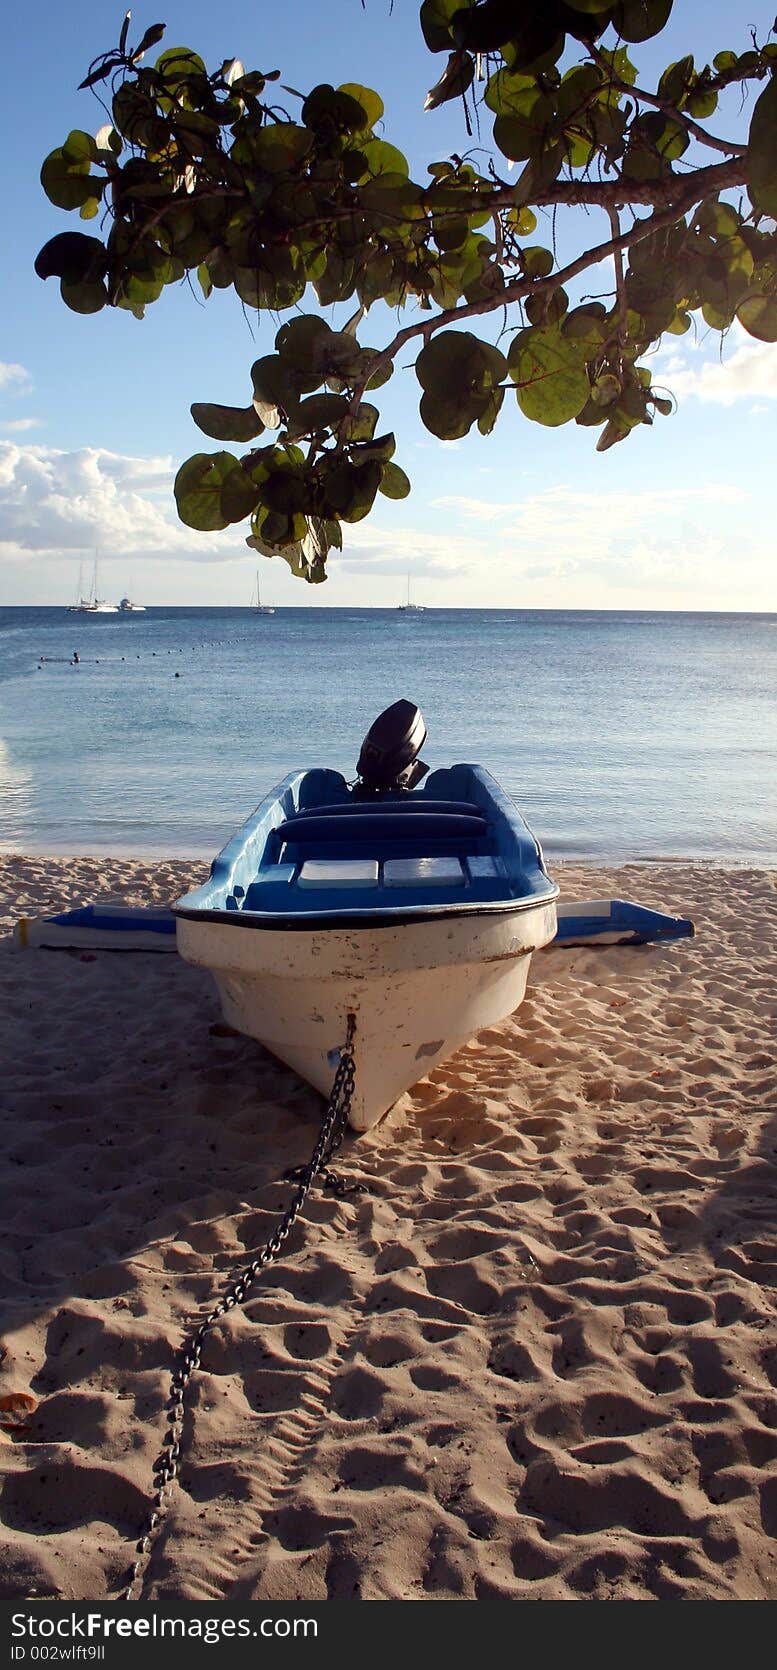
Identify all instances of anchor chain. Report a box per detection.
[125,1014,360,1601]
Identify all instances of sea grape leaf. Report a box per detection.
[60,277,107,313]
[338,83,384,128]
[249,124,313,173]
[175,452,260,530]
[40,147,94,210]
[190,403,266,442]
[420,0,462,54]
[747,75,777,218]
[425,50,475,112]
[737,293,777,342]
[34,232,107,283]
[378,461,411,499]
[611,0,674,44]
[508,325,590,426]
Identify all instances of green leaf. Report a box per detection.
[275,315,333,373]
[522,245,554,279]
[352,431,396,463]
[507,205,537,235]
[476,387,504,435]
[60,277,107,314]
[251,356,304,426]
[286,393,350,436]
[493,99,553,162]
[132,22,166,62]
[419,391,477,440]
[737,293,777,342]
[658,55,694,107]
[596,418,631,451]
[301,84,365,134]
[425,49,475,112]
[379,461,411,500]
[154,45,207,87]
[484,69,538,118]
[320,458,382,520]
[420,0,462,54]
[62,129,98,165]
[175,452,260,531]
[417,330,507,398]
[249,123,313,174]
[508,325,590,426]
[747,74,777,218]
[611,0,674,45]
[365,356,394,391]
[34,232,107,283]
[360,137,410,178]
[342,402,379,442]
[190,403,266,442]
[40,147,93,210]
[525,285,568,326]
[338,83,384,129]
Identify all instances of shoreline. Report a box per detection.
[1,852,775,1601]
[1,844,775,872]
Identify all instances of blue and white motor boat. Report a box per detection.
[174,702,559,1130]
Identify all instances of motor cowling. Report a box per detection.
[355,700,429,796]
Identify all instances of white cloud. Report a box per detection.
[0,418,42,433]
[0,440,239,564]
[0,363,31,391]
[433,481,744,526]
[420,480,756,596]
[651,323,777,406]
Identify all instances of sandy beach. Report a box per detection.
[1,852,774,1602]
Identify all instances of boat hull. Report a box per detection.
[176,899,556,1130]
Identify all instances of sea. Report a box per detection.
[0,607,775,865]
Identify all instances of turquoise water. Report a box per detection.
[1,607,775,862]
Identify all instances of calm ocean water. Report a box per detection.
[1,607,775,863]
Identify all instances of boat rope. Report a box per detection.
[125,1013,362,1601]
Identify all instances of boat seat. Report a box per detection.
[297,859,379,889]
[290,799,487,821]
[383,857,464,887]
[466,855,506,880]
[277,810,487,846]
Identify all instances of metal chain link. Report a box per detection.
[125,1014,359,1601]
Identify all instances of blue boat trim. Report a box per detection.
[554,899,694,945]
[48,904,176,934]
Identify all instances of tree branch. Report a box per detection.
[591,46,749,158]
[346,162,749,409]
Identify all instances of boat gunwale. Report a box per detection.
[173,883,559,933]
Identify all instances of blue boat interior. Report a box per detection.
[177,764,557,920]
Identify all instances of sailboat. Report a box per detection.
[397,574,425,613]
[66,562,90,613]
[251,571,275,615]
[71,554,117,613]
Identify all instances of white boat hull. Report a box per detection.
[176,899,556,1131]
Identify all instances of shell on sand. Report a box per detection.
[0,853,775,1602]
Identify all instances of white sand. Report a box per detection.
[0,854,775,1601]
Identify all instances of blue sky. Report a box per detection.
[1,0,775,609]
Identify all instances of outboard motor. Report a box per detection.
[355,700,429,797]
